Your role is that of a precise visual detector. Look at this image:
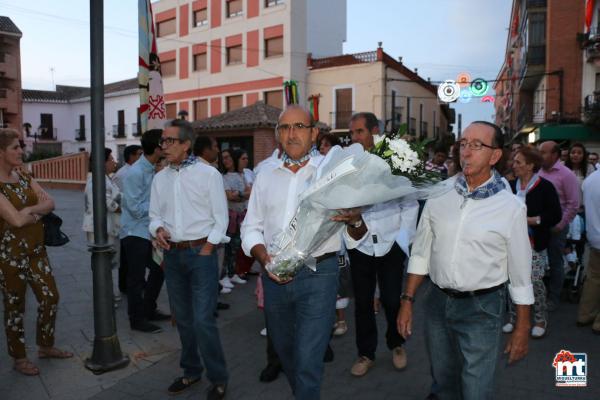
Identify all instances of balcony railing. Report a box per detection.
[75,129,86,141]
[112,124,128,138]
[36,128,57,141]
[131,123,141,137]
[517,105,533,129]
[526,45,545,65]
[330,110,354,130]
[526,0,546,9]
[585,93,600,112]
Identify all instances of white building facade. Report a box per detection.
[22,78,143,163]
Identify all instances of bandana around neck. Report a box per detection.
[455,169,505,204]
[281,145,318,166]
[169,154,197,171]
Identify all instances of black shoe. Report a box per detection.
[323,344,334,363]
[131,321,163,334]
[147,310,171,322]
[206,384,226,399]
[168,376,201,394]
[259,363,281,383]
[217,302,230,310]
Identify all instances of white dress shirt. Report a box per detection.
[112,163,131,192]
[149,161,229,245]
[343,199,419,257]
[583,170,600,249]
[408,177,534,305]
[241,155,341,258]
[253,149,280,176]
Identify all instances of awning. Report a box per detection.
[523,123,599,143]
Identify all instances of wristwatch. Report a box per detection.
[400,293,415,303]
[535,217,541,225]
[350,219,363,229]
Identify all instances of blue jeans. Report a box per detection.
[546,226,568,305]
[263,256,339,400]
[425,283,505,400]
[163,246,228,385]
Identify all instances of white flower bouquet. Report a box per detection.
[266,130,450,280]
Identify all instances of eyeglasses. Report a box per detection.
[458,139,498,151]
[159,137,183,147]
[276,122,314,134]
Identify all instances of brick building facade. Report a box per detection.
[0,16,22,131]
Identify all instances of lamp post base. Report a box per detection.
[84,334,130,375]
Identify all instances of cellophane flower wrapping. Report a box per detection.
[265,141,451,280]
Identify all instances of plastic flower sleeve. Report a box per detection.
[265,144,452,280]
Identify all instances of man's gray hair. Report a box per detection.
[164,119,196,153]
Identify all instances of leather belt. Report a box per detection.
[168,238,207,250]
[435,283,504,299]
[315,252,337,264]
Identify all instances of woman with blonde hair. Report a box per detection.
[0,128,72,376]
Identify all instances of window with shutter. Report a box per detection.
[226,95,243,111]
[227,45,243,64]
[162,60,176,76]
[227,0,243,18]
[264,90,283,109]
[265,36,283,58]
[194,9,208,27]
[166,103,177,119]
[193,53,207,71]
[194,99,208,120]
[157,18,176,37]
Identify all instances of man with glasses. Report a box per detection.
[333,112,418,377]
[121,130,169,334]
[397,121,533,400]
[149,120,229,399]
[241,106,340,399]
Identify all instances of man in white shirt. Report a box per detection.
[241,106,340,400]
[577,169,600,333]
[333,112,418,377]
[149,120,228,399]
[397,121,534,400]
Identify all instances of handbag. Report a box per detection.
[42,212,70,246]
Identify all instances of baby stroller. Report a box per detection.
[563,214,586,303]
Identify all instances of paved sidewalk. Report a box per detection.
[1,189,599,399]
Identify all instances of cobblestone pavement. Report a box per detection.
[1,189,598,399]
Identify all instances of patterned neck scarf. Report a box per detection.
[455,169,505,207]
[169,154,197,171]
[281,145,318,166]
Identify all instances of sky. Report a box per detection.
[1,0,512,133]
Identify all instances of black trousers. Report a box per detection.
[118,240,128,293]
[348,243,406,360]
[122,236,165,325]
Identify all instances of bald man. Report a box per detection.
[538,141,580,310]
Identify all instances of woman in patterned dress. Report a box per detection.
[0,129,72,376]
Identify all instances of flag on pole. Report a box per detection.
[139,0,166,133]
[586,0,595,33]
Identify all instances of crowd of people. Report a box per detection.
[0,106,598,399]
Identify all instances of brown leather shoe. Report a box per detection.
[350,356,374,377]
[392,346,407,370]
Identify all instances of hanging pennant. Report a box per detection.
[308,94,320,121]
